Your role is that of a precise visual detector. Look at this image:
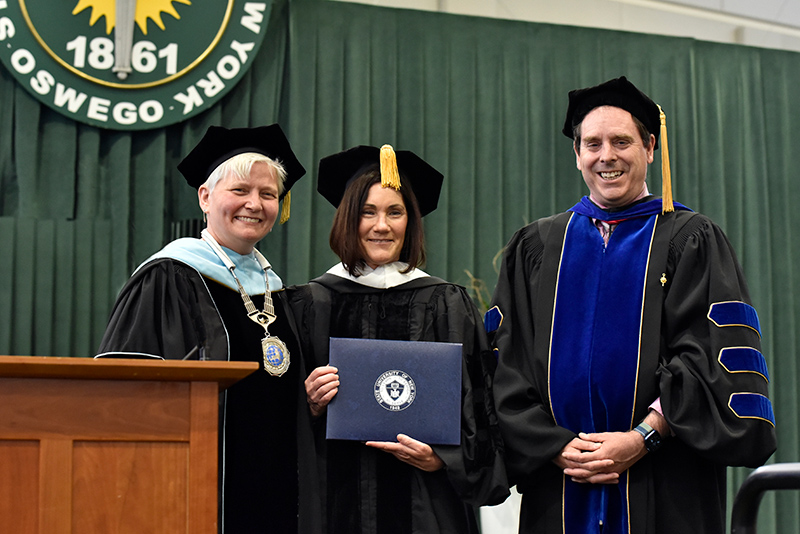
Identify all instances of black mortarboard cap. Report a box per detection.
[178,124,305,198]
[317,145,444,217]
[562,76,661,149]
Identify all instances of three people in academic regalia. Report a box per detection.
[97,76,776,534]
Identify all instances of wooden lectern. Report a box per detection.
[0,355,258,534]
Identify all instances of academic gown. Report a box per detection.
[287,264,509,534]
[489,197,776,534]
[97,240,318,534]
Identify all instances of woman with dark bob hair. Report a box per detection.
[288,144,508,534]
[328,164,425,275]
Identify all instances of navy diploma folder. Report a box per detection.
[326,337,463,445]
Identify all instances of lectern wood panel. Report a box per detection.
[72,442,189,533]
[0,379,190,440]
[0,356,257,534]
[0,441,39,534]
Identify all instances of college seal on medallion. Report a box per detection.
[374,370,417,412]
[262,335,290,377]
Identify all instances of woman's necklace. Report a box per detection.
[201,229,290,376]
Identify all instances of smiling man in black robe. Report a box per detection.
[488,77,776,534]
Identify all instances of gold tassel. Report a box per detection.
[657,104,674,214]
[279,190,291,224]
[379,144,401,190]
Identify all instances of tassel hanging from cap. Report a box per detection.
[279,190,291,224]
[657,104,674,214]
[379,144,402,191]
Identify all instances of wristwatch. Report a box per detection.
[633,422,663,453]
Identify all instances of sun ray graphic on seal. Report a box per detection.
[72,0,191,35]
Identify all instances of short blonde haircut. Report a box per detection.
[204,152,288,195]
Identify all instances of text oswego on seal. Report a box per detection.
[374,370,417,412]
[0,0,273,130]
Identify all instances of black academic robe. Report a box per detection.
[288,273,509,534]
[490,203,777,534]
[97,258,318,534]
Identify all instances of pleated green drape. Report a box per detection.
[1,0,798,530]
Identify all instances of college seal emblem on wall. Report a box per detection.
[0,0,272,130]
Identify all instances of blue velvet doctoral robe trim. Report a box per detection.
[719,347,770,382]
[708,301,761,336]
[484,306,503,334]
[141,237,284,294]
[569,196,690,222]
[549,210,660,534]
[730,393,776,425]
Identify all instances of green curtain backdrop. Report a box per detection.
[0,0,797,530]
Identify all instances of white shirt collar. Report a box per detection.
[326,262,429,289]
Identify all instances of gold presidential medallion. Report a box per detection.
[202,229,291,377]
[262,335,290,377]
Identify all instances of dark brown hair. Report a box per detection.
[329,164,426,276]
